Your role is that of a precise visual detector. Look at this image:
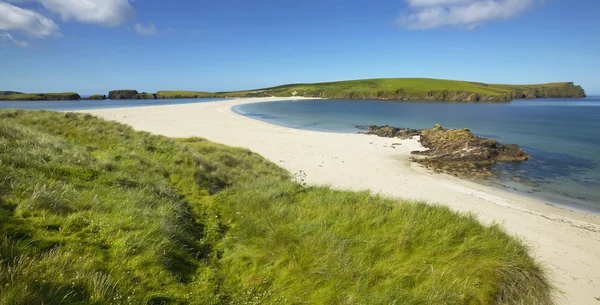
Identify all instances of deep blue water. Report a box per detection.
[0,98,224,111]
[234,97,600,213]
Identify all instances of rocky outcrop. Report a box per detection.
[108,90,138,99]
[108,90,156,100]
[358,125,421,139]
[414,124,530,163]
[360,124,530,179]
[509,83,586,99]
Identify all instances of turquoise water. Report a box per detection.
[234,98,600,213]
[0,98,224,111]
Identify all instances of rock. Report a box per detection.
[359,125,421,139]
[413,124,530,164]
[361,123,530,180]
[108,90,139,100]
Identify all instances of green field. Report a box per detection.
[0,110,554,304]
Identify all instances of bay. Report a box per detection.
[234,97,600,213]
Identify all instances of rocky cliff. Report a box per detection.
[507,82,586,99]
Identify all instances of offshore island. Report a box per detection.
[0,78,587,102]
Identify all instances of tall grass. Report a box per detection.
[0,110,555,304]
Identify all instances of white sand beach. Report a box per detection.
[82,97,600,305]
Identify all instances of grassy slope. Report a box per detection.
[0,110,554,304]
[159,78,585,102]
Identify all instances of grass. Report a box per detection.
[0,110,555,304]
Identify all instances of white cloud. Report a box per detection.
[0,32,30,47]
[0,1,60,37]
[37,0,135,27]
[399,0,538,29]
[132,22,156,36]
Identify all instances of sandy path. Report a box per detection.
[82,97,600,305]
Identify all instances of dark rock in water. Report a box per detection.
[414,124,530,163]
[359,125,421,139]
[359,123,530,179]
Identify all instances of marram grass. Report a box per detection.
[0,110,555,304]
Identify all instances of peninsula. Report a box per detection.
[123,78,586,102]
[1,78,586,102]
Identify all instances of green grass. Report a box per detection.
[0,92,81,101]
[0,110,555,304]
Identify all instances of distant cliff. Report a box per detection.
[108,90,157,100]
[503,82,586,99]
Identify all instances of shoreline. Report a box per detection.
[233,99,600,216]
[80,97,600,305]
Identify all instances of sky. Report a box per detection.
[1,0,599,95]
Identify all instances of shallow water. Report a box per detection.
[234,97,600,213]
[0,98,224,111]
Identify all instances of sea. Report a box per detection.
[232,97,600,214]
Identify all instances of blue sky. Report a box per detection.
[1,0,599,95]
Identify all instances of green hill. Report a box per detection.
[0,110,554,304]
[138,78,587,102]
[213,78,585,102]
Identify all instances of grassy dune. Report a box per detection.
[0,110,554,304]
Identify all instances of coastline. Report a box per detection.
[80,97,600,305]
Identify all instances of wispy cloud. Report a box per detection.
[398,0,538,30]
[0,1,60,38]
[37,0,135,27]
[132,22,157,36]
[0,32,30,47]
